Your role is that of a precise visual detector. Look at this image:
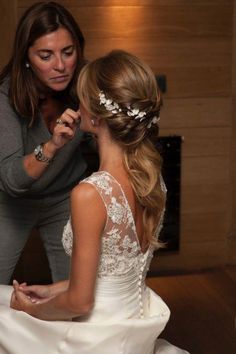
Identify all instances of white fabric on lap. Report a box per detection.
[0,284,12,306]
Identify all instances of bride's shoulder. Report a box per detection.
[80,171,114,194]
[71,179,99,203]
[71,171,111,206]
[70,180,106,222]
[81,171,112,184]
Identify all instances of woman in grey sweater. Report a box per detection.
[0,2,88,284]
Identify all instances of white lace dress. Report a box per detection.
[0,171,189,354]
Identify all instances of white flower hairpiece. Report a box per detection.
[99,91,122,114]
[98,90,160,128]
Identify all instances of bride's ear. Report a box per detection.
[91,116,102,127]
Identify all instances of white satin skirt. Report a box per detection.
[0,284,189,354]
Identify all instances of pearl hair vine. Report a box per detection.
[98,91,160,129]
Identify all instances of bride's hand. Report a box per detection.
[13,280,53,304]
[10,288,35,314]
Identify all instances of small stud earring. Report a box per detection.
[91,119,95,126]
[25,62,30,68]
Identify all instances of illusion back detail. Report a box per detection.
[62,171,165,277]
[62,171,166,319]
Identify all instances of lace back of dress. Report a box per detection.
[83,171,141,277]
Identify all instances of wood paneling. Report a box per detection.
[152,240,227,271]
[0,0,17,69]
[181,212,231,242]
[181,184,230,214]
[84,38,231,68]
[230,0,236,265]
[19,1,233,41]
[160,97,231,128]
[161,127,231,157]
[19,0,234,6]
[182,156,230,185]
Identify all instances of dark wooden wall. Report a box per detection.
[0,0,235,277]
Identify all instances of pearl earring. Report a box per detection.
[91,119,95,126]
[25,62,30,68]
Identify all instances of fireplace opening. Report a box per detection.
[156,135,182,252]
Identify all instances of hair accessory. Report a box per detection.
[126,106,146,121]
[98,90,160,128]
[147,116,160,129]
[99,91,122,114]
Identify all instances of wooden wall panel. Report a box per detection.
[152,240,227,272]
[160,97,231,128]
[19,1,233,6]
[182,156,230,185]
[181,212,231,242]
[229,0,236,265]
[13,0,234,272]
[19,1,233,41]
[181,184,231,214]
[161,127,231,157]
[0,0,17,69]
[84,38,231,70]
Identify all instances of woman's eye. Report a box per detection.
[40,55,50,61]
[64,50,73,56]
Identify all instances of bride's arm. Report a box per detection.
[11,183,106,320]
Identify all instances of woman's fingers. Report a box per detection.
[57,108,80,127]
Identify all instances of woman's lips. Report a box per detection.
[50,75,69,82]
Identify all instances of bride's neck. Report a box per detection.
[97,135,124,173]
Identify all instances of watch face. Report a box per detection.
[34,146,41,155]
[34,144,51,163]
[34,144,43,159]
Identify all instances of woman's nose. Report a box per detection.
[54,55,65,72]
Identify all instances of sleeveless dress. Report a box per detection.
[0,171,189,354]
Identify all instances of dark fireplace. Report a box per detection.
[156,135,182,252]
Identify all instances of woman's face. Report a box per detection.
[28,27,77,92]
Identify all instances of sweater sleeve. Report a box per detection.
[0,89,36,197]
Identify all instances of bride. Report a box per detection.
[0,50,189,354]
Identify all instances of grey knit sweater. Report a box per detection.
[0,81,87,198]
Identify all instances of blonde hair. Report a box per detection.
[77,50,166,245]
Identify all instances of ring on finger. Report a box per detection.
[56,118,64,125]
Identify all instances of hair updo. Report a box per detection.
[77,50,166,245]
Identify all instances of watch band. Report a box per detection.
[34,143,53,164]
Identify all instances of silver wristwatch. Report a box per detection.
[34,143,53,164]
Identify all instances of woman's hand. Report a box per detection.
[23,108,80,179]
[45,108,80,156]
